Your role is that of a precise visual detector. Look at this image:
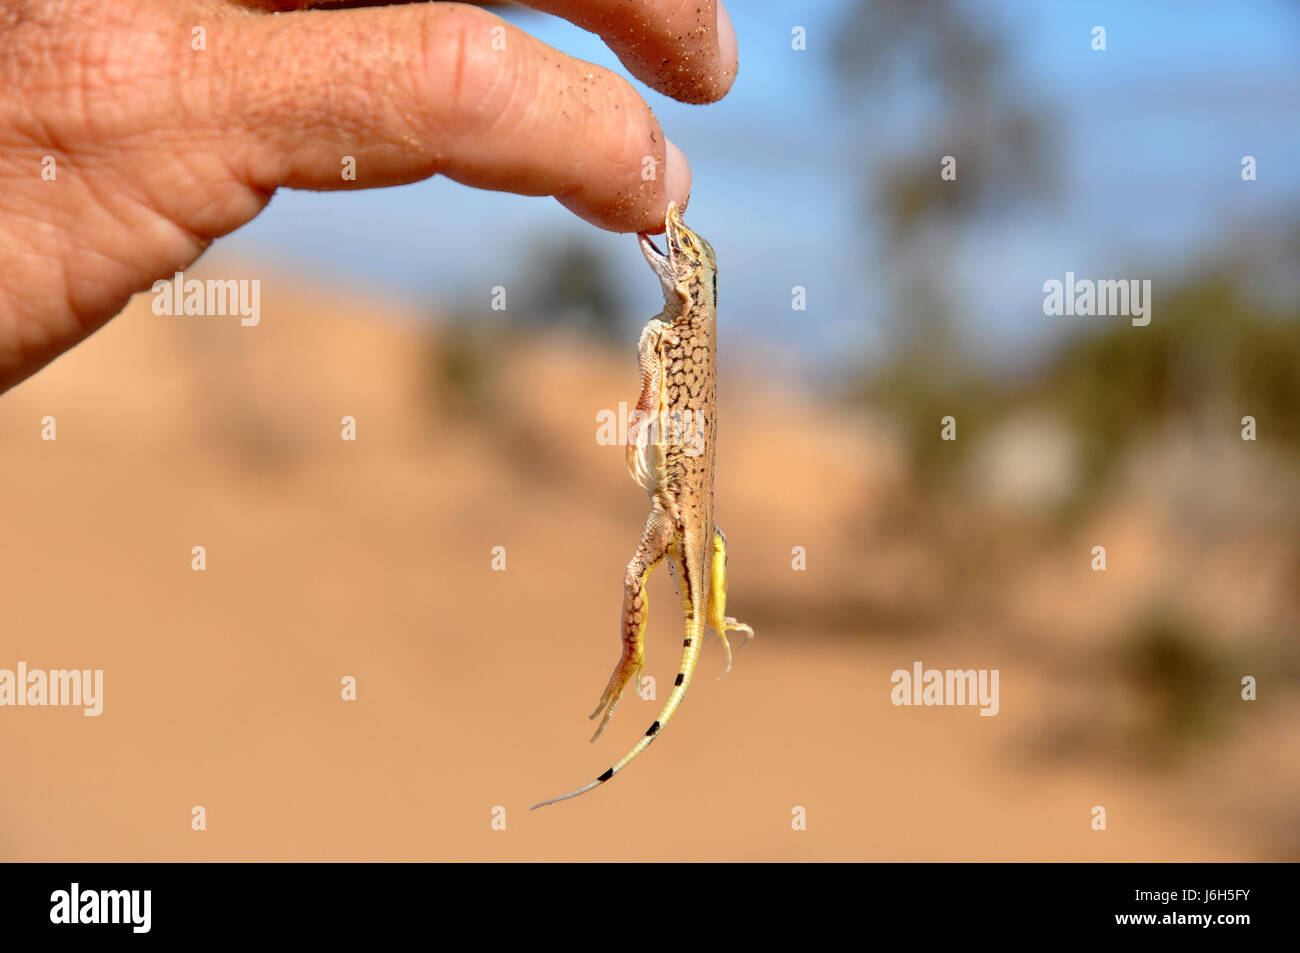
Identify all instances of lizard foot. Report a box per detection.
[713,617,755,680]
[588,650,644,742]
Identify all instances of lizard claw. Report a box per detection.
[713,618,754,680]
[588,656,643,742]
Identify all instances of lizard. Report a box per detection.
[531,201,753,810]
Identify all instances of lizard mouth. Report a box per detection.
[638,200,690,288]
[637,232,677,287]
[639,233,667,262]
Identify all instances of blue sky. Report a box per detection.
[219,0,1300,376]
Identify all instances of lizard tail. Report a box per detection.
[530,619,704,810]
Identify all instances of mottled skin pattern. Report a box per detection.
[533,203,752,809]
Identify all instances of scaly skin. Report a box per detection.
[532,202,753,809]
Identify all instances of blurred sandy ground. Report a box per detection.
[1,261,1296,861]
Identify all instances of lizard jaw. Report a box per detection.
[638,233,676,295]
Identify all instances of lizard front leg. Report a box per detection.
[588,503,674,741]
[707,526,755,678]
[626,317,670,490]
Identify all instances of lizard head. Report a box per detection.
[638,201,716,299]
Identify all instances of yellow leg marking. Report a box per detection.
[707,528,755,679]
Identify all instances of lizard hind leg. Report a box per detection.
[588,507,673,742]
[707,526,755,679]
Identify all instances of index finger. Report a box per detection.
[519,0,738,104]
[239,1,739,104]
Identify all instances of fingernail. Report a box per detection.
[663,138,692,213]
[717,2,738,76]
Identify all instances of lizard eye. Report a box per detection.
[679,233,694,251]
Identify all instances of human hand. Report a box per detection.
[0,0,737,392]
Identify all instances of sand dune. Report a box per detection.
[0,262,1290,860]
